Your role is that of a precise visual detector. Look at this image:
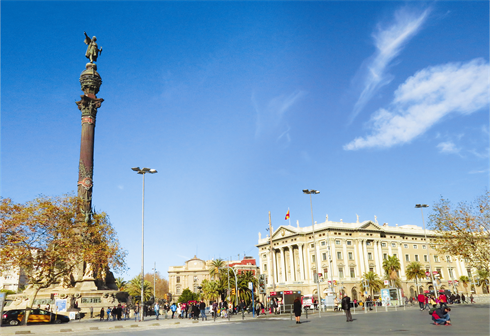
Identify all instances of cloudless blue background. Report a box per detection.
[2,1,488,280]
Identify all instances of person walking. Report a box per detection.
[106,307,111,321]
[341,294,353,322]
[90,306,94,318]
[170,302,177,319]
[293,298,302,324]
[461,293,466,304]
[154,302,160,320]
[134,303,140,322]
[99,307,104,321]
[199,300,207,321]
[417,293,426,310]
[470,294,474,303]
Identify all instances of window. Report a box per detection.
[436,268,443,279]
[321,241,326,246]
[311,244,315,248]
[405,254,410,262]
[369,267,374,272]
[434,255,439,262]
[392,243,396,247]
[336,240,341,245]
[339,268,344,278]
[176,286,181,295]
[448,268,454,279]
[424,255,428,262]
[176,276,180,283]
[337,251,343,260]
[350,267,355,278]
[393,254,397,258]
[383,253,388,260]
[194,276,198,282]
[264,264,267,271]
[415,255,419,261]
[404,244,408,248]
[312,255,316,262]
[382,243,387,247]
[446,256,451,262]
[422,245,426,249]
[366,242,371,246]
[347,241,352,246]
[368,252,373,260]
[263,254,267,258]
[323,268,328,275]
[348,252,353,260]
[322,253,327,261]
[467,268,472,277]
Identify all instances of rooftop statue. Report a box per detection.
[84,31,102,63]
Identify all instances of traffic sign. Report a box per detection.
[284,291,293,295]
[248,282,253,290]
[425,272,430,276]
[384,280,389,285]
[270,291,276,296]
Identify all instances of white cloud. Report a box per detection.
[344,59,490,150]
[437,141,459,154]
[253,90,305,142]
[350,7,430,121]
[469,168,489,174]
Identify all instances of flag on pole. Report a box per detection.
[285,209,290,220]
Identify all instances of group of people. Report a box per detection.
[416,292,474,311]
[168,300,208,320]
[99,303,130,321]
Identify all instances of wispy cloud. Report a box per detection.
[344,59,490,150]
[437,141,459,154]
[469,168,489,174]
[350,7,430,122]
[253,90,305,143]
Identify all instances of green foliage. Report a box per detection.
[126,276,153,302]
[405,261,426,290]
[382,255,401,287]
[178,288,198,303]
[115,277,127,291]
[0,289,16,296]
[208,259,225,280]
[360,271,384,297]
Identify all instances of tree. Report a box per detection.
[0,195,126,325]
[125,276,153,303]
[115,277,127,291]
[360,271,384,298]
[476,269,489,292]
[459,275,470,295]
[178,288,198,303]
[235,271,257,304]
[144,272,169,301]
[209,259,225,280]
[429,192,490,272]
[405,262,426,294]
[382,255,401,288]
[200,279,220,303]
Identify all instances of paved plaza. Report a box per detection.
[1,304,489,336]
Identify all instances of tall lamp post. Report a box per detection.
[303,189,322,317]
[132,167,158,321]
[415,204,437,294]
[152,262,157,303]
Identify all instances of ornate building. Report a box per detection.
[168,256,259,302]
[256,218,480,300]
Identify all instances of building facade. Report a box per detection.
[168,256,259,302]
[256,218,483,300]
[0,264,27,292]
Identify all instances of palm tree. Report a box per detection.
[476,269,489,293]
[360,271,384,299]
[459,275,470,295]
[126,276,153,302]
[405,262,425,294]
[201,279,220,302]
[115,277,127,291]
[235,271,258,304]
[209,259,226,281]
[382,255,401,287]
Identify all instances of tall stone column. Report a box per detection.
[373,241,379,273]
[357,240,365,275]
[298,243,305,281]
[76,63,104,223]
[288,245,295,282]
[331,238,337,277]
[280,247,287,282]
[398,244,406,278]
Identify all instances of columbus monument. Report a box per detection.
[8,33,126,314]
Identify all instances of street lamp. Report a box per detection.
[303,189,322,317]
[132,167,157,321]
[415,204,437,294]
[152,262,157,303]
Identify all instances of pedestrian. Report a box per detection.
[154,302,160,320]
[112,306,117,321]
[424,295,430,310]
[418,292,426,310]
[199,300,207,321]
[470,294,474,303]
[134,303,140,322]
[341,294,353,322]
[431,306,452,325]
[99,307,105,321]
[106,307,111,321]
[438,292,447,308]
[90,306,93,318]
[170,302,177,319]
[293,298,302,324]
[193,302,200,320]
[117,304,122,320]
[461,293,466,304]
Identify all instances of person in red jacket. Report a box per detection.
[417,293,426,310]
[438,293,447,308]
[432,307,451,325]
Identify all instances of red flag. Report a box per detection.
[285,210,290,220]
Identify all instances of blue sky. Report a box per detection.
[1,1,488,281]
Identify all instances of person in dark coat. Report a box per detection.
[99,307,105,321]
[293,298,302,324]
[341,295,353,322]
